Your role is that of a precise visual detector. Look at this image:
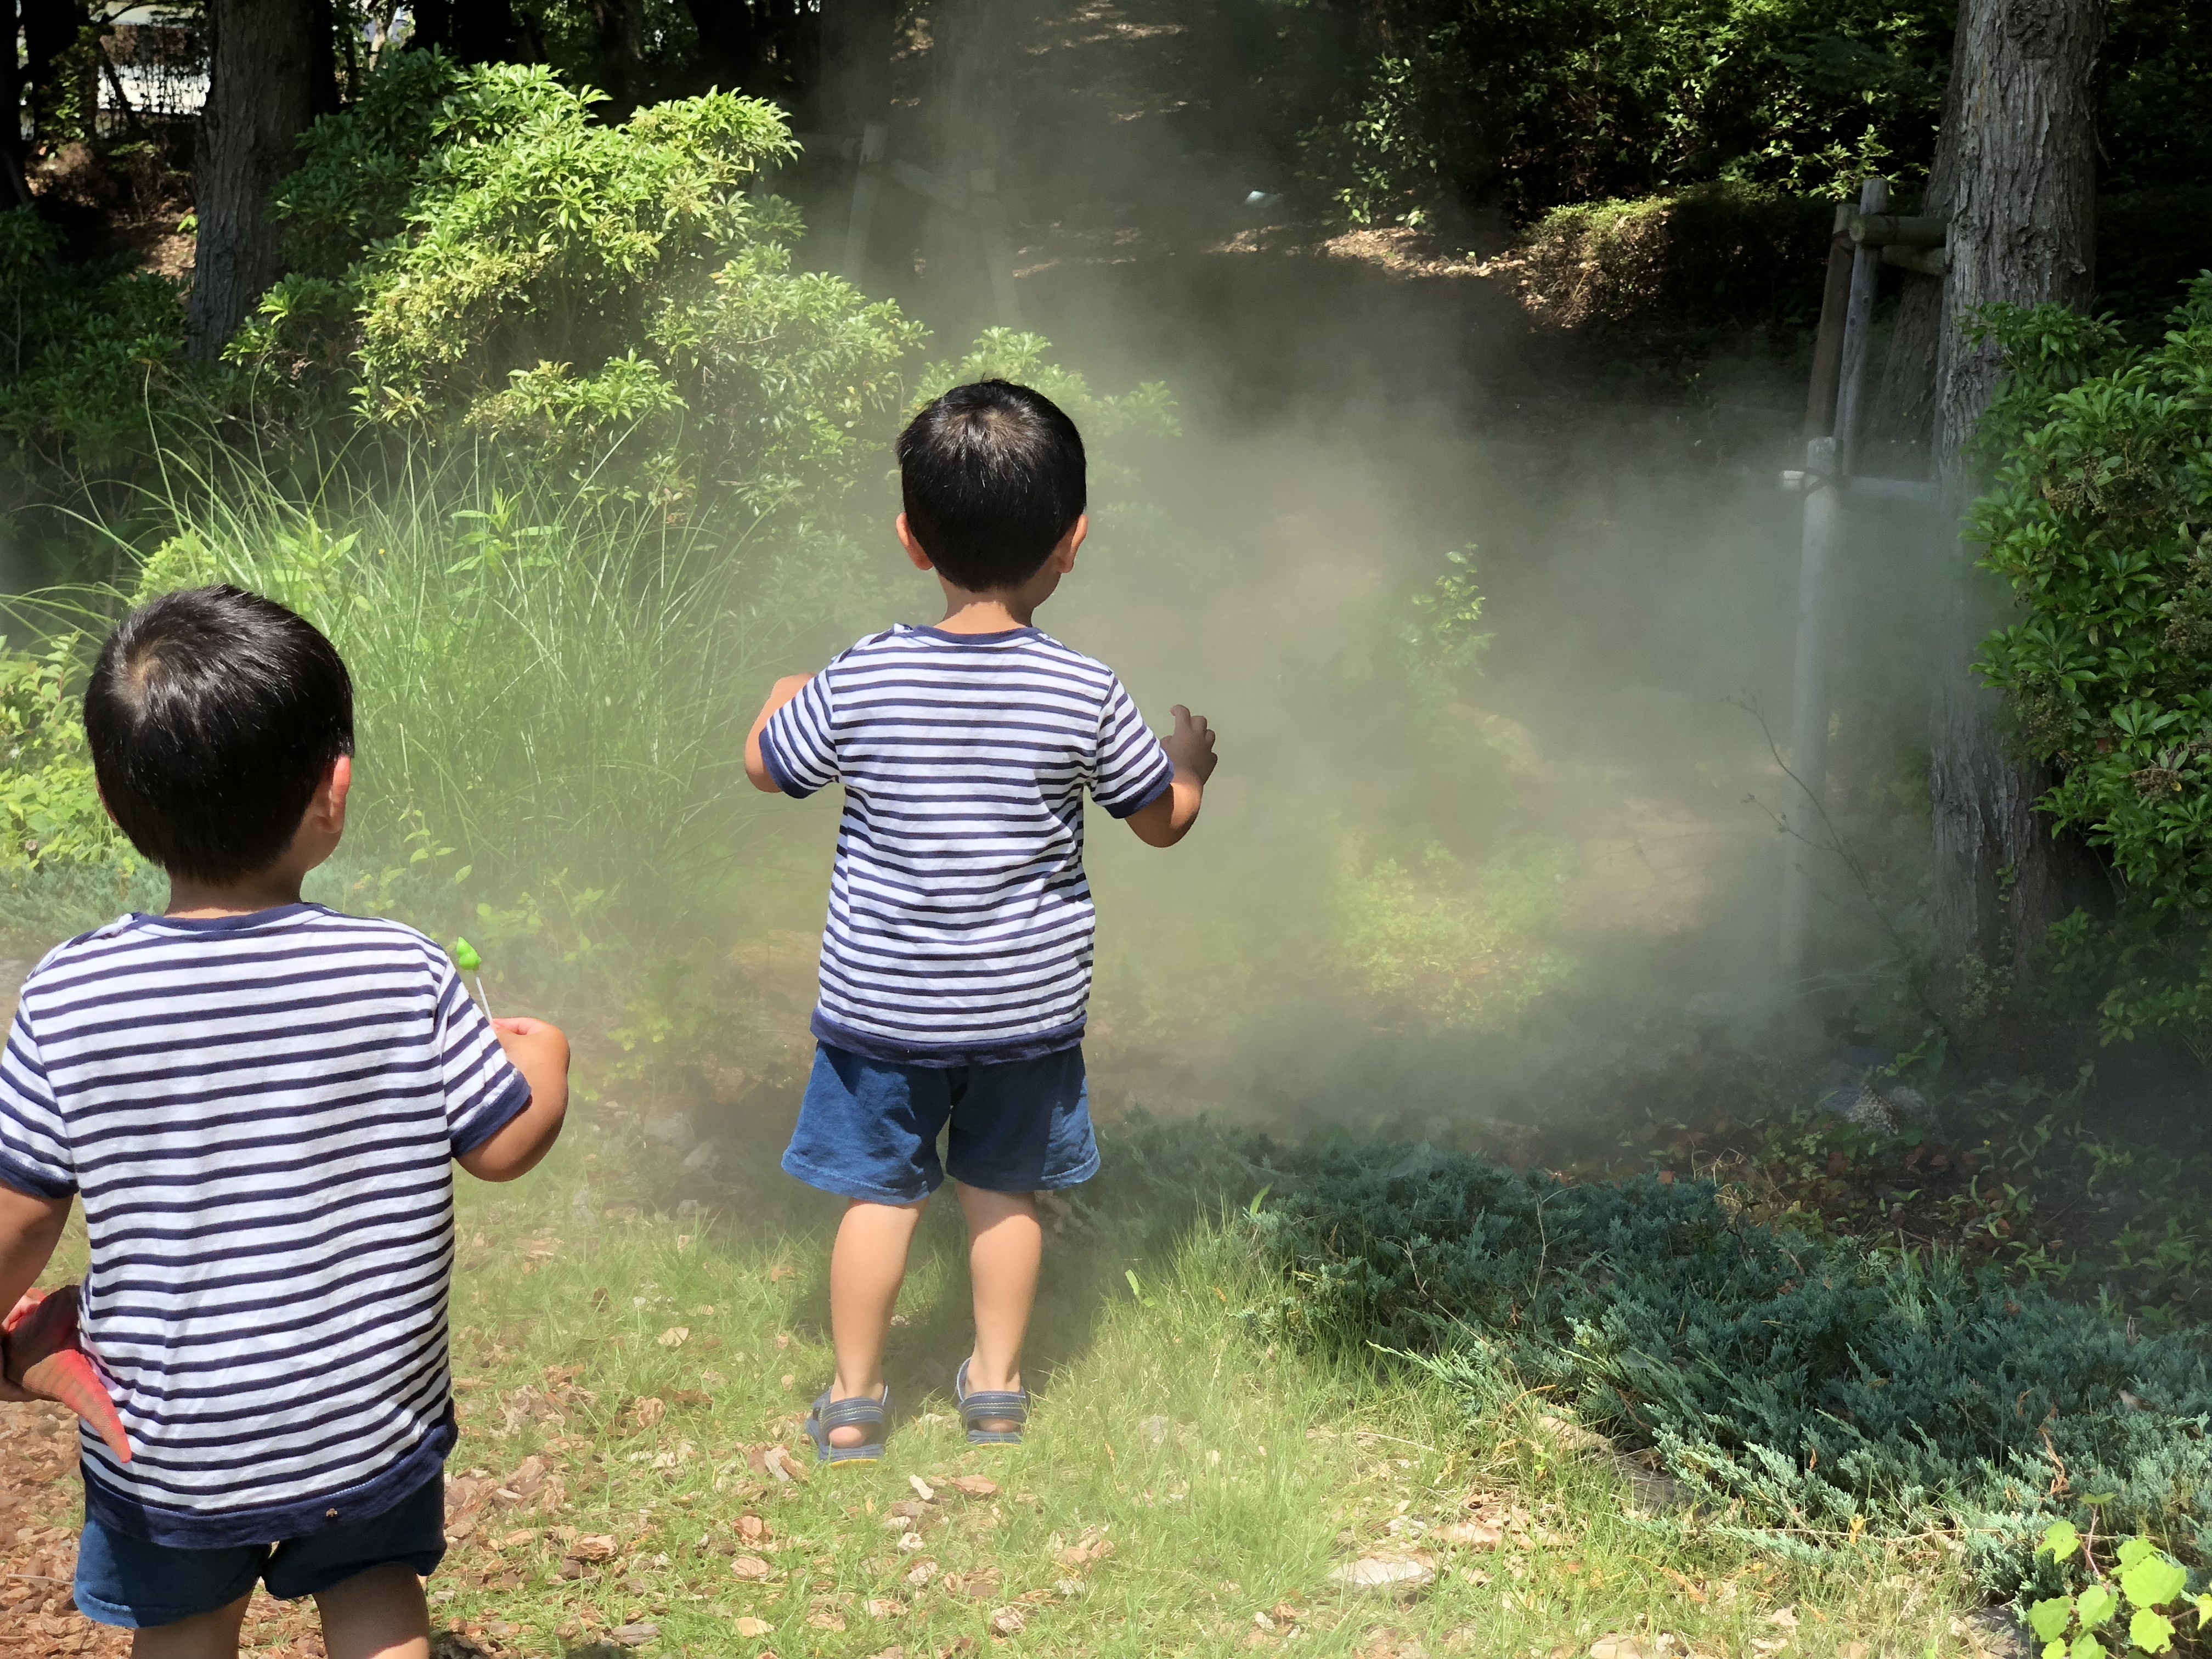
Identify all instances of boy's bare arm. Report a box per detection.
[745,675,815,793]
[458,1018,571,1183]
[1127,705,1218,849]
[0,1184,71,1402]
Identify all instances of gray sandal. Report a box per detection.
[955,1358,1028,1446]
[804,1383,890,1465]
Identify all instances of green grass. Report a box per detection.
[328,1135,1982,1658]
[19,1126,1994,1657]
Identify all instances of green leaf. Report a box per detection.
[2118,1538,2157,1570]
[2120,1553,2187,1611]
[2128,1609,2176,1655]
[2078,1584,2118,1629]
[2030,1599,2077,1643]
[2042,1521,2083,1564]
[2069,1638,2103,1659]
[452,936,482,972]
[2044,1642,2068,1659]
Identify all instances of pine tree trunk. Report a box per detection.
[185,0,323,358]
[1912,0,2106,996]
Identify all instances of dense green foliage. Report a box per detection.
[1285,0,2212,233]
[1970,283,2212,1053]
[1213,1133,2212,1593]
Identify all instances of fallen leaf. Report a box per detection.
[733,1617,773,1639]
[631,1397,666,1429]
[1431,1522,1503,1549]
[989,1608,1026,1637]
[572,1534,618,1562]
[658,1327,691,1349]
[737,1514,769,1543]
[610,1624,659,1647]
[909,1475,936,1502]
[733,1555,775,1581]
[763,1444,808,1482]
[808,1612,847,1632]
[1765,1610,1799,1629]
[1058,1536,1116,1567]
[866,1599,905,1619]
[780,1372,796,1391]
[898,1531,926,1553]
[905,1559,938,1588]
[498,1528,535,1548]
[946,1475,998,1499]
[768,1264,794,1283]
[1590,1638,1649,1659]
[871,1649,904,1659]
[1841,1646,1869,1659]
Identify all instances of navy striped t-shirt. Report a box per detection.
[0,904,529,1548]
[759,624,1176,1065]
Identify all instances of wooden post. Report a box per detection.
[1831,176,1889,476]
[969,166,1023,326]
[842,122,887,282]
[1802,206,1855,438]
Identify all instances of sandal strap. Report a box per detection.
[816,1393,888,1429]
[960,1389,1028,1417]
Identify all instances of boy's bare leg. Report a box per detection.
[828,1197,927,1446]
[130,1593,251,1659]
[955,1183,1042,1434]
[313,1562,430,1659]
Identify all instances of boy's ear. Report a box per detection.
[1053,514,1088,573]
[320,755,353,823]
[896,514,935,574]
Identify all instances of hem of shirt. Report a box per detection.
[81,1404,454,1550]
[1102,769,1176,821]
[450,1069,534,1156]
[756,724,816,800]
[811,1011,1085,1069]
[0,1148,71,1199]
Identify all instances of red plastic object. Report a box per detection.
[3,1285,132,1463]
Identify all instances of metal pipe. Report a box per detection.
[1780,437,1844,977]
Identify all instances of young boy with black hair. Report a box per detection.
[0,585,569,1659]
[744,379,1219,1462]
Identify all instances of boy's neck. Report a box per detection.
[933,594,1037,633]
[164,869,308,920]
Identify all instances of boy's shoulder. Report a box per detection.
[828,625,1122,686]
[18,905,452,1010]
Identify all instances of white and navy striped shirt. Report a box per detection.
[0,905,529,1548]
[759,624,1176,1065]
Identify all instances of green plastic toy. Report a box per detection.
[452,936,494,1019]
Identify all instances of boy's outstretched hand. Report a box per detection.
[459,1017,571,1183]
[1128,704,1218,849]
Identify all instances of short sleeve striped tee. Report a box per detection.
[758,624,1175,1066]
[0,904,530,1549]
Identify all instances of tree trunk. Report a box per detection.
[1913,0,2105,998]
[0,0,27,200]
[187,0,324,358]
[816,0,896,135]
[409,0,519,64]
[590,0,646,114]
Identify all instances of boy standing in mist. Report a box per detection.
[744,380,1218,1460]
[0,586,569,1659]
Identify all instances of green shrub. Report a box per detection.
[1496,184,1834,331]
[1231,1137,2212,1593]
[1971,280,2212,1053]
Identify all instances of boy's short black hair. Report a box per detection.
[896,380,1086,591]
[84,585,354,885]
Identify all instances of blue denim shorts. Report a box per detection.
[73,1471,445,1629]
[783,1042,1098,1204]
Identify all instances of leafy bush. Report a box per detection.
[1290,0,1951,226]
[1493,183,1835,332]
[240,54,924,528]
[1235,1138,2212,1593]
[2027,1523,2212,1659]
[1972,281,2212,1053]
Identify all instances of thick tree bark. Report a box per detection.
[590,0,646,114]
[187,0,324,358]
[0,0,26,199]
[21,0,87,149]
[1910,0,2105,996]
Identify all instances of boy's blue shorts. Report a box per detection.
[783,1042,1098,1204]
[73,1470,445,1628]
